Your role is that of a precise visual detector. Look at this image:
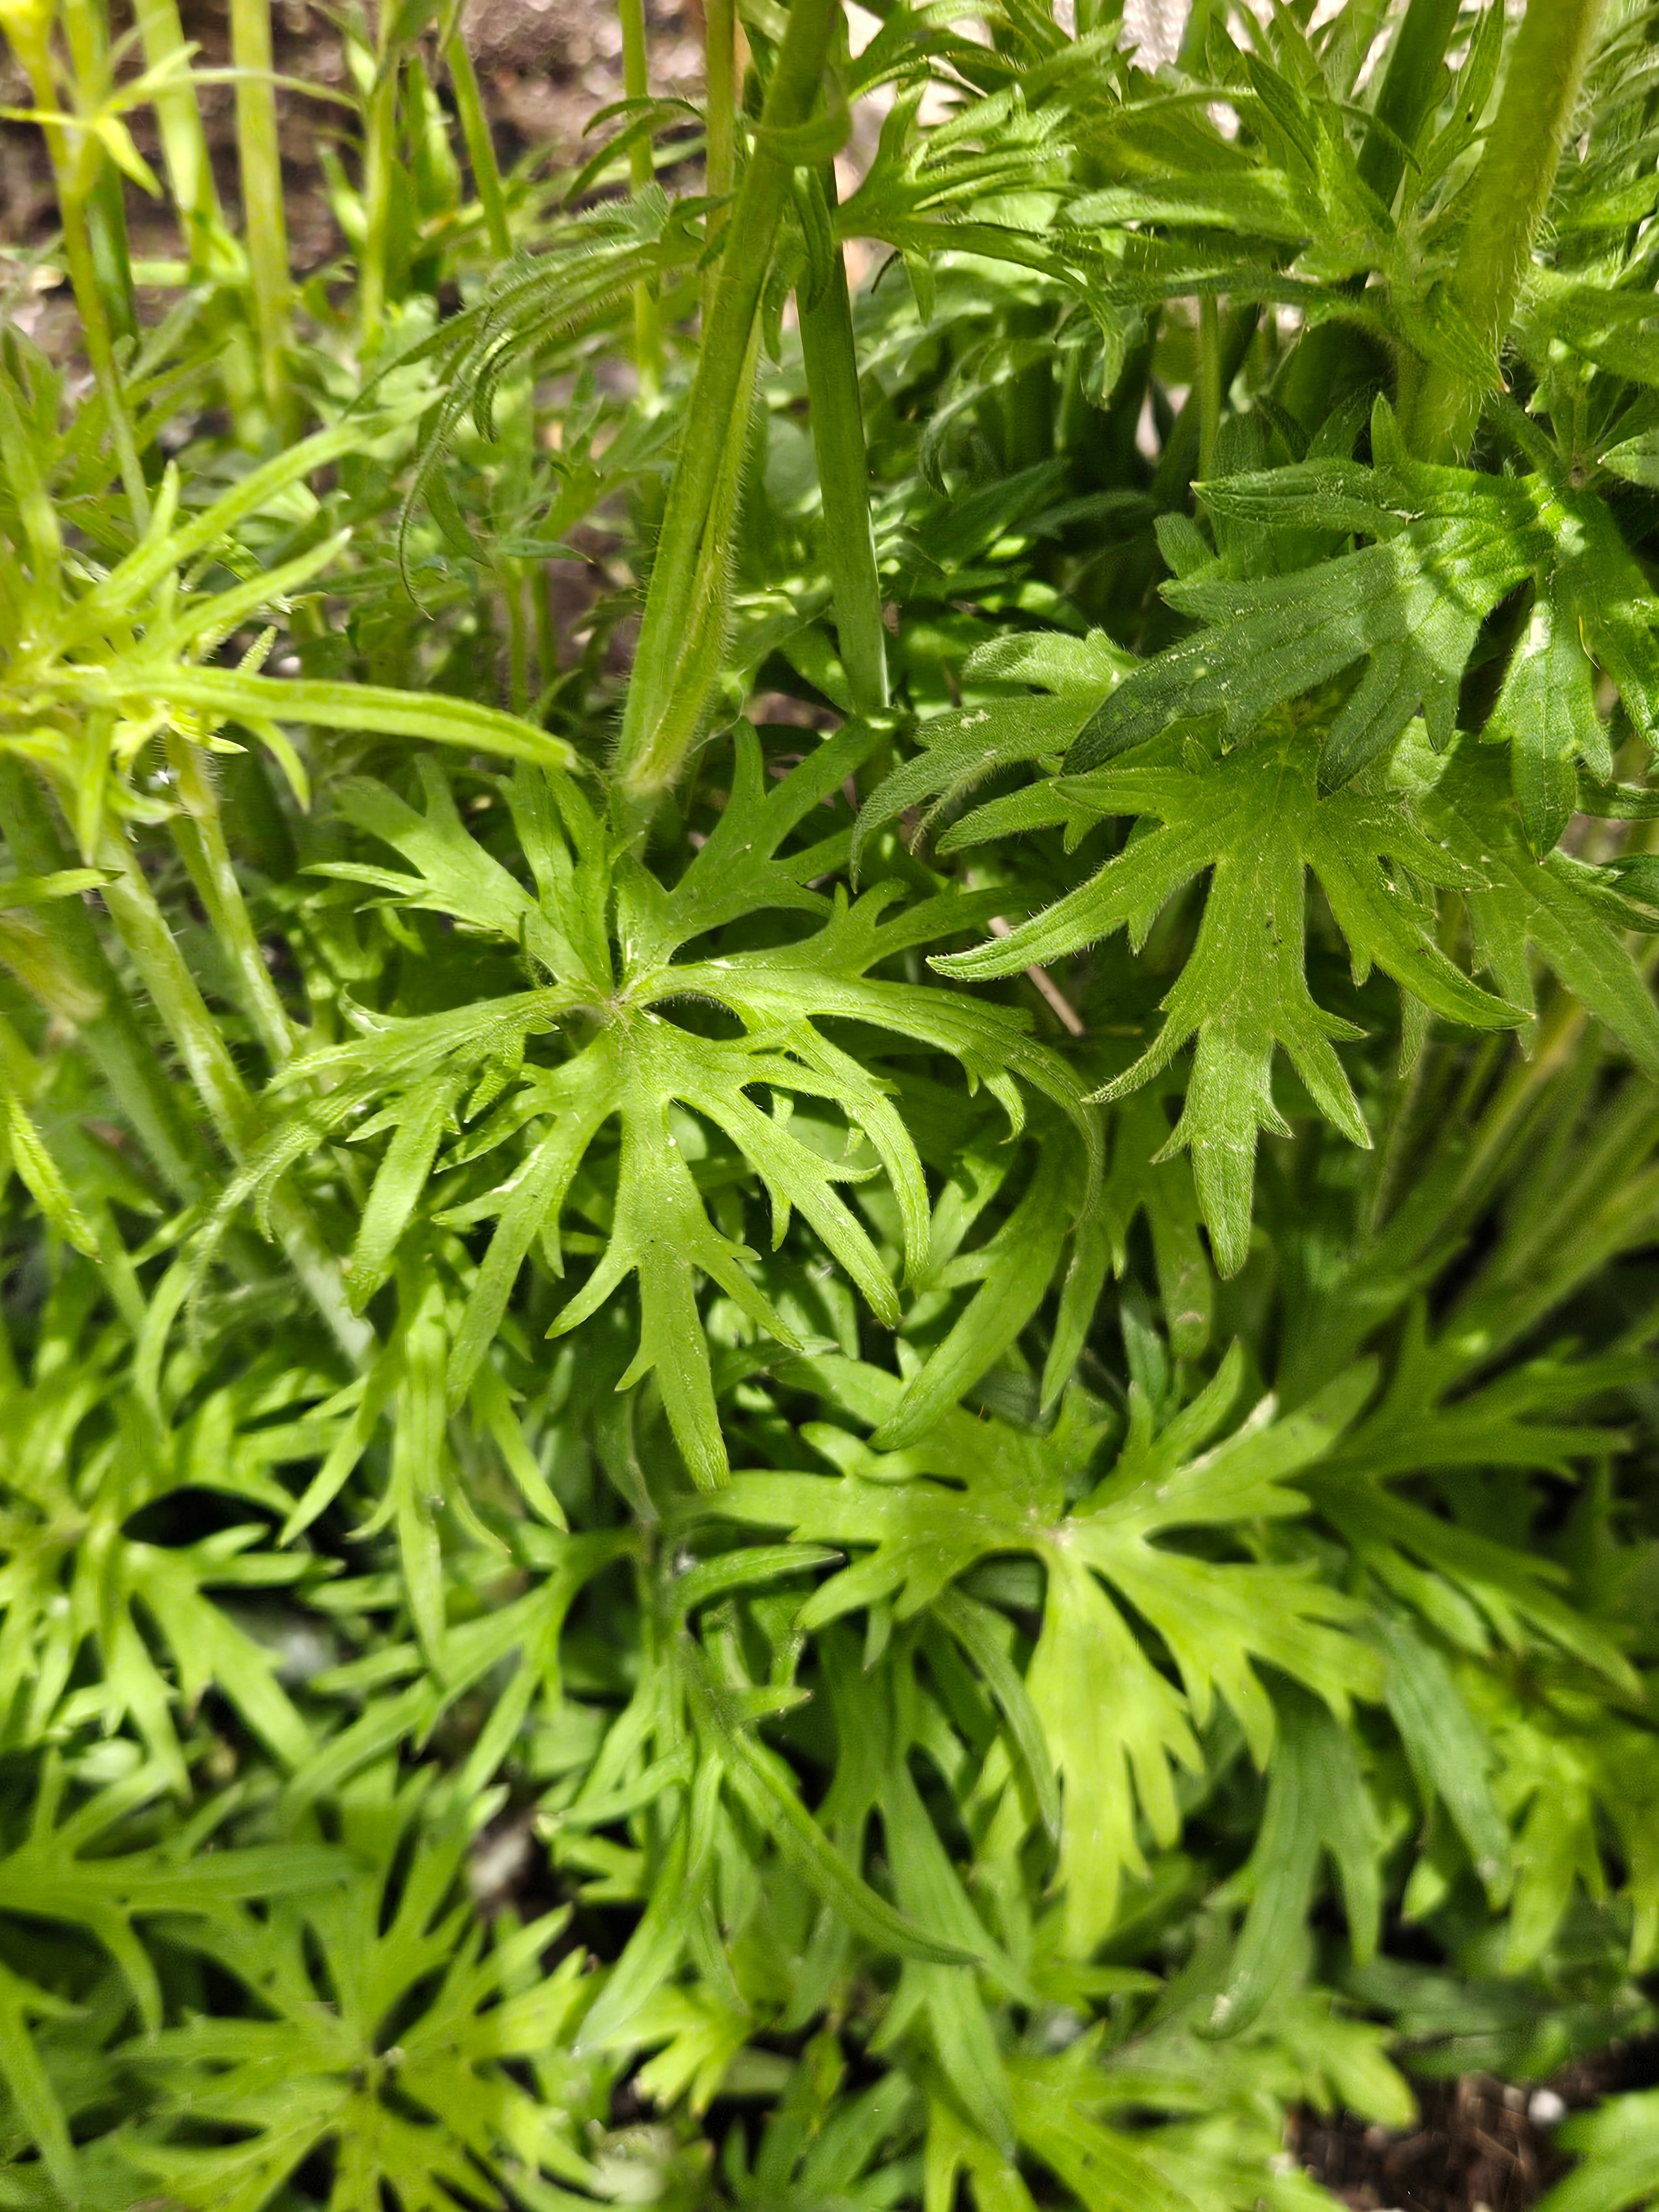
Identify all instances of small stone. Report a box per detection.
[1529,2089,1568,2128]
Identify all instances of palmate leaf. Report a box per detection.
[934,720,1517,1273]
[1070,401,1659,844]
[230,728,1094,1488]
[0,1758,347,2183]
[122,1781,600,2212]
[557,1606,985,2096]
[712,1347,1382,1954]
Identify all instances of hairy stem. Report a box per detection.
[799,178,888,716]
[1402,0,1606,463]
[614,0,841,804]
[702,0,737,324]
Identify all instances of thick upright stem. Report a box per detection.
[618,0,663,399]
[614,0,840,803]
[799,184,888,715]
[358,39,398,352]
[132,0,227,270]
[229,0,294,429]
[1196,294,1222,483]
[446,24,512,263]
[702,0,737,325]
[1402,0,1606,463]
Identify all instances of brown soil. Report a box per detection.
[1292,2078,1571,2211]
[1293,2039,1659,2211]
[1,0,701,270]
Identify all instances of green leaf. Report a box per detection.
[1543,2093,1659,2212]
[1377,1611,1512,1902]
[0,1961,81,2202]
[715,1353,1379,1950]
[1009,2056,1200,2212]
[238,738,1092,1488]
[937,724,1517,1272]
[124,1790,597,2212]
[1202,1695,1383,2039]
[1406,734,1659,1071]
[1072,411,1659,805]
[1073,421,1550,780]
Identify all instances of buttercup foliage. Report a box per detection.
[2,0,1659,2205]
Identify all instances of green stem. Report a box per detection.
[229,0,294,430]
[1196,293,1222,483]
[62,0,137,347]
[503,560,531,714]
[1401,0,1607,463]
[614,0,840,804]
[131,0,229,273]
[96,828,264,1158]
[166,736,298,1069]
[535,563,559,695]
[702,0,737,326]
[358,34,399,352]
[12,29,149,521]
[95,825,369,1363]
[0,760,205,1203]
[1151,301,1256,507]
[798,180,888,716]
[618,0,663,399]
[446,26,511,263]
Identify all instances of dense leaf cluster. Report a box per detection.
[3,0,1659,2207]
